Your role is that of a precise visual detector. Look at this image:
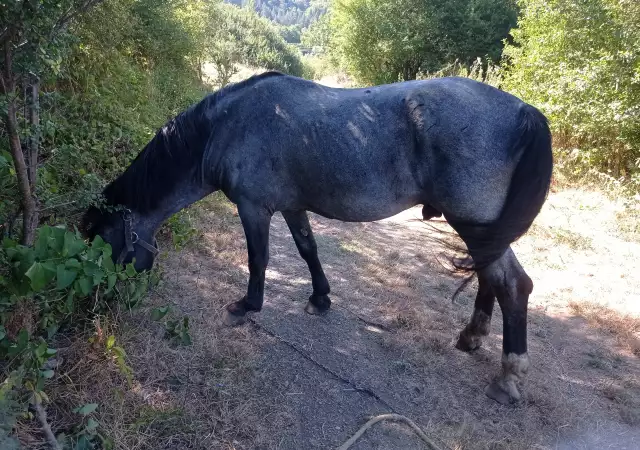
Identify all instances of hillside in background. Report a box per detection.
[225,0,327,43]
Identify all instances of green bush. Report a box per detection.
[331,0,517,84]
[0,226,154,446]
[502,0,640,189]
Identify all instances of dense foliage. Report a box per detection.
[208,2,305,85]
[502,0,640,185]
[331,0,517,84]
[1,0,304,444]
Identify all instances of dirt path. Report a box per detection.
[120,190,639,449]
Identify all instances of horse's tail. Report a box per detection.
[448,104,553,272]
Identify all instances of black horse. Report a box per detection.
[82,72,553,404]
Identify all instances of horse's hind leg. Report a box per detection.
[478,248,532,404]
[223,202,272,327]
[455,277,495,351]
[282,210,331,315]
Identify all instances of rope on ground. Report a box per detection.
[337,413,442,450]
[247,316,400,414]
[248,318,445,450]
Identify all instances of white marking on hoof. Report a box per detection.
[222,310,248,327]
[485,352,529,404]
[502,352,530,379]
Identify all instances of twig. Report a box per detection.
[39,200,77,212]
[33,401,62,450]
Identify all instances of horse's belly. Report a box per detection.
[305,191,422,222]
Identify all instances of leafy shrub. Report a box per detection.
[331,0,517,84]
[207,2,305,86]
[502,0,640,190]
[0,226,154,444]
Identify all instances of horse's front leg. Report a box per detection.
[223,202,272,326]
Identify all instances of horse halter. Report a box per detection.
[116,209,160,265]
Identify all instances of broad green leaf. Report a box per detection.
[92,269,105,286]
[107,274,117,292]
[106,335,115,349]
[42,261,56,275]
[34,227,52,258]
[66,289,76,312]
[2,237,17,250]
[103,252,115,272]
[36,341,47,357]
[56,264,77,290]
[125,263,136,278]
[76,277,93,296]
[26,262,55,291]
[86,417,99,432]
[102,243,113,259]
[91,235,105,250]
[50,226,66,253]
[74,403,99,416]
[65,259,82,269]
[41,369,55,379]
[63,231,86,257]
[151,306,170,321]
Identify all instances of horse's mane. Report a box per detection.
[98,71,285,214]
[80,71,284,236]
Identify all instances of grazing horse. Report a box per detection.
[82,72,553,404]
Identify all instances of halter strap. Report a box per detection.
[116,209,159,265]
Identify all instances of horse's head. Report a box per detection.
[81,206,159,272]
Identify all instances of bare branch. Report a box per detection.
[3,39,38,245]
[34,402,62,450]
[54,0,106,34]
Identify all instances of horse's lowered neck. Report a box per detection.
[134,181,214,236]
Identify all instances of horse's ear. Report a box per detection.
[79,206,103,238]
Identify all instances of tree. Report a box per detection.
[301,11,331,49]
[502,0,640,182]
[1,0,104,245]
[331,0,517,85]
[206,3,304,86]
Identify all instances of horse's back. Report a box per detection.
[209,74,543,223]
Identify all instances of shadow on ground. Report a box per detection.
[120,194,639,450]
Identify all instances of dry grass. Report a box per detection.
[568,301,640,357]
[19,187,640,449]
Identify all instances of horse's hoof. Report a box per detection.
[455,329,482,352]
[222,299,254,327]
[304,294,331,315]
[222,310,248,327]
[485,379,521,405]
